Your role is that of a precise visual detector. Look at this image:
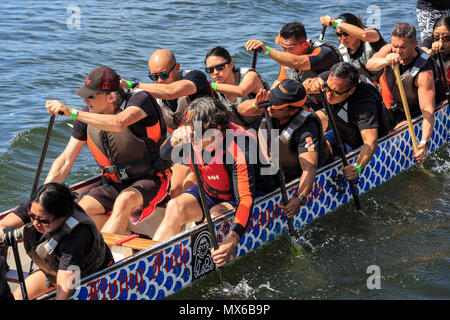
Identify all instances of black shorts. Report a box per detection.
[86,174,170,224]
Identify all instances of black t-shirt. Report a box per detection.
[71,91,161,141]
[319,71,390,147]
[14,200,113,272]
[162,70,213,112]
[273,115,322,181]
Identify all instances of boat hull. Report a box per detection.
[26,102,449,300]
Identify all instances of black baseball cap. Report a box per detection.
[270,79,307,109]
[75,66,121,98]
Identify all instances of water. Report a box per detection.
[0,0,448,300]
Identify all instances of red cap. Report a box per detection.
[75,66,121,98]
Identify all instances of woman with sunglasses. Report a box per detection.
[421,16,450,102]
[320,13,386,83]
[0,183,114,300]
[204,46,270,130]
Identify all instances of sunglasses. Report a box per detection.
[336,31,350,37]
[433,34,450,42]
[149,64,176,81]
[324,82,354,97]
[28,211,52,225]
[204,61,230,74]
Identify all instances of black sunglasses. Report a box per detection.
[324,82,354,97]
[28,211,52,225]
[204,61,231,74]
[433,34,450,42]
[149,64,176,81]
[336,31,350,37]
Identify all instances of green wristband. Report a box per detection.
[212,82,217,91]
[71,108,78,119]
[264,46,271,56]
[353,163,362,174]
[252,104,260,110]
[127,80,132,89]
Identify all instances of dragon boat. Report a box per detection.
[1,100,449,300]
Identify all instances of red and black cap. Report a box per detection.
[270,79,307,110]
[75,66,121,98]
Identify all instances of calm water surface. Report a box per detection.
[0,0,448,300]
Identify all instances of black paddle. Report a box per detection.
[30,112,63,196]
[436,51,450,101]
[1,228,28,300]
[319,26,327,41]
[189,143,233,291]
[251,49,296,236]
[320,92,365,217]
[259,104,297,236]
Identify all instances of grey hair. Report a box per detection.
[391,23,417,43]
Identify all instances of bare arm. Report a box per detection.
[237,88,269,116]
[55,270,75,300]
[215,71,263,97]
[343,128,378,181]
[0,213,25,244]
[137,80,197,100]
[320,16,381,43]
[366,43,392,72]
[44,137,85,184]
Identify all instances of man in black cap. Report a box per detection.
[239,79,329,217]
[45,66,170,235]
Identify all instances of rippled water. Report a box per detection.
[0,0,448,299]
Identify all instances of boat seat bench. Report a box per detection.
[102,233,159,261]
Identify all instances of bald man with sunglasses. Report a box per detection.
[121,49,215,198]
[304,62,392,181]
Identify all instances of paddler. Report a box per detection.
[239,79,330,217]
[154,97,260,267]
[44,66,170,235]
[320,13,387,83]
[204,46,270,130]
[0,183,114,300]
[305,62,392,181]
[245,21,341,107]
[366,23,436,166]
[120,49,215,199]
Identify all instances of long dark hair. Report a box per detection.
[204,46,232,64]
[433,16,450,31]
[30,183,76,219]
[337,13,367,29]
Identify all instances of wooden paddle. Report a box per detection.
[321,92,366,217]
[436,52,450,101]
[189,143,233,291]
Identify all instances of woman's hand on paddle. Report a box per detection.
[170,125,192,147]
[303,77,325,94]
[245,40,266,54]
[280,198,301,218]
[431,40,445,54]
[211,232,239,267]
[45,100,71,117]
[320,15,335,27]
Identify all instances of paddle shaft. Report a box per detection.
[436,52,450,100]
[319,26,327,41]
[189,144,227,283]
[31,114,58,196]
[262,107,296,236]
[321,93,363,213]
[393,65,420,153]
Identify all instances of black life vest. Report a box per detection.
[87,90,167,184]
